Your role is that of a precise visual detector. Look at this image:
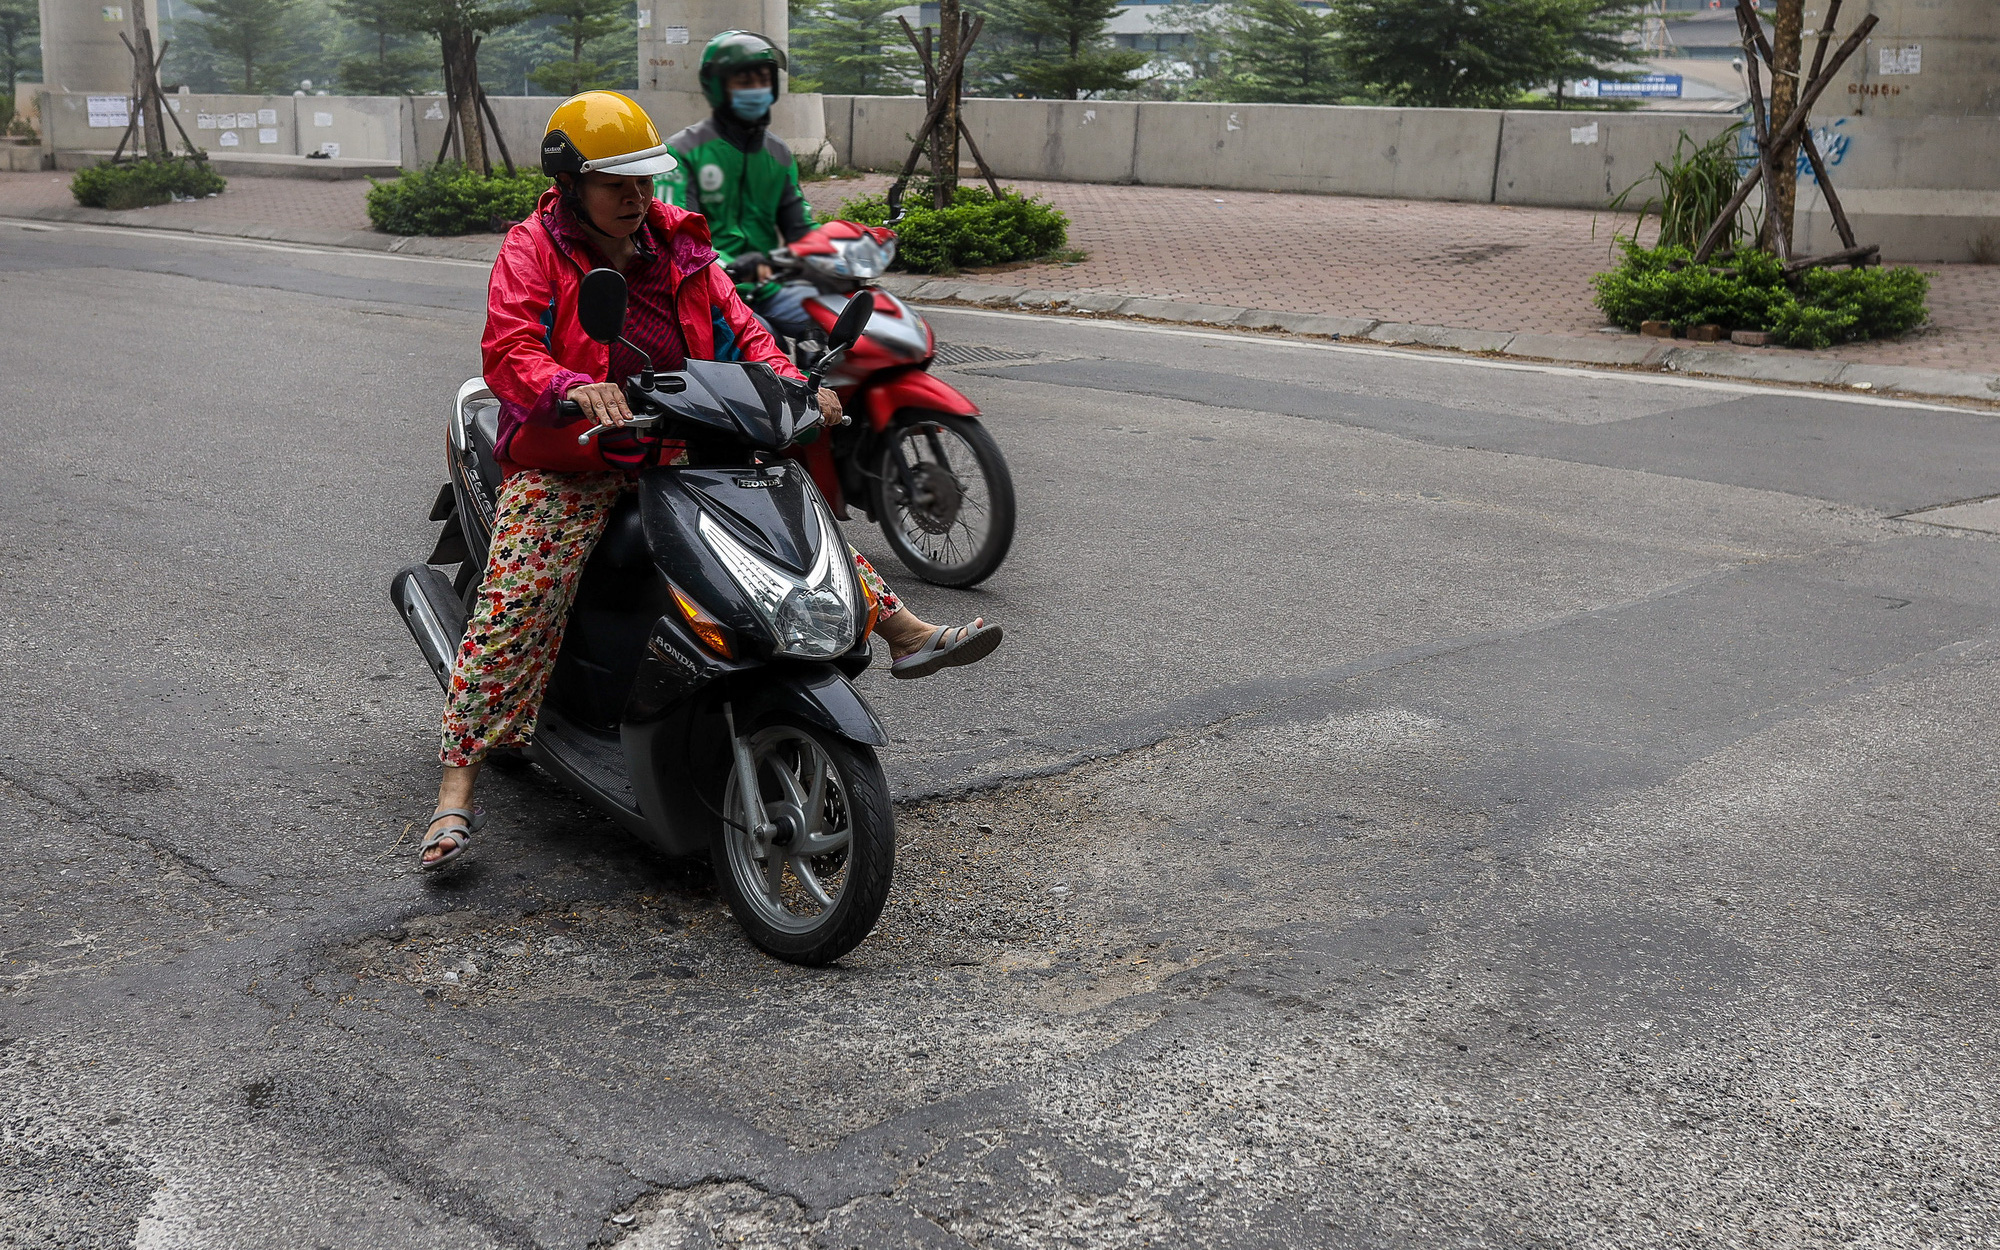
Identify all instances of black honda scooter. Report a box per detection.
[391,276,894,966]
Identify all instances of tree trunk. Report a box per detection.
[1767,0,1804,250]
[445,30,488,174]
[935,0,960,207]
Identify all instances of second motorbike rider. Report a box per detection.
[420,91,1001,869]
[658,30,821,341]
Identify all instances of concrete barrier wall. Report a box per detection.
[1491,110,1737,207]
[1136,103,1504,201]
[824,97,1968,212]
[829,95,1740,208]
[404,91,828,172]
[39,91,404,161]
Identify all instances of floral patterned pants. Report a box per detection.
[440,468,901,768]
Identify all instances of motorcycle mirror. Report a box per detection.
[827,290,876,354]
[577,268,628,345]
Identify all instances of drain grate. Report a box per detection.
[931,342,1036,367]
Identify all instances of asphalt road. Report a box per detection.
[3,219,1998,1249]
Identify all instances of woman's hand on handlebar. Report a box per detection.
[566,381,631,428]
[818,387,843,425]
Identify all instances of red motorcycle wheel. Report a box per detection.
[867,412,1016,588]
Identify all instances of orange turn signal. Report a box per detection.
[857,571,880,639]
[670,583,733,659]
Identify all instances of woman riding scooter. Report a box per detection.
[420,91,1001,869]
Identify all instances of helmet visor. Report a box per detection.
[582,144,678,177]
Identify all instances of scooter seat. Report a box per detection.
[590,494,649,569]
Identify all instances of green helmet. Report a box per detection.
[698,30,787,110]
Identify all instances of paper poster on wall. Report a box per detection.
[664,25,688,43]
[319,142,341,158]
[1571,122,1600,145]
[257,108,279,125]
[100,5,122,19]
[424,101,445,120]
[196,113,216,129]
[258,127,278,144]
[1879,45,1921,75]
[637,8,651,28]
[314,112,334,127]
[220,131,240,146]
[235,112,256,128]
[86,96,129,128]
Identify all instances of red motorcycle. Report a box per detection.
[770,221,1015,589]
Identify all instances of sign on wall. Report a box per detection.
[1569,75,1683,99]
[86,96,129,127]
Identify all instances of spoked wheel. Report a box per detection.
[715,720,896,966]
[868,412,1016,588]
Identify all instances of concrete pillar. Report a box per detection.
[37,0,158,94]
[1794,0,1999,261]
[1830,0,1998,117]
[636,0,788,98]
[632,0,825,159]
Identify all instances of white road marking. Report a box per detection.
[923,305,1986,416]
[0,216,490,267]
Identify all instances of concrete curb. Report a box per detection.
[10,207,1993,404]
[875,274,2000,405]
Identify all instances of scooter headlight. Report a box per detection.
[698,505,857,659]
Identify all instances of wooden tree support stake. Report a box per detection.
[1736,0,1857,250]
[1784,243,1878,275]
[887,12,991,220]
[1692,11,1877,263]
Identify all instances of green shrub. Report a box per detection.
[70,156,227,210]
[838,184,1069,274]
[1592,239,1929,350]
[366,163,550,237]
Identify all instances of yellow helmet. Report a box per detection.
[540,91,678,178]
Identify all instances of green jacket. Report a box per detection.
[659,111,814,298]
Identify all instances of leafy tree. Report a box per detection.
[789,0,919,95]
[526,0,629,94]
[1206,0,1348,104]
[184,0,304,93]
[1333,0,1639,109]
[384,0,530,172]
[333,0,436,93]
[970,0,1147,99]
[1553,0,1647,103]
[0,0,39,97]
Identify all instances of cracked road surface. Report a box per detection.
[3,220,1997,1248]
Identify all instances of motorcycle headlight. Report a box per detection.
[804,252,847,280]
[698,505,857,658]
[845,237,887,279]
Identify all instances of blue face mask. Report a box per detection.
[729,87,774,121]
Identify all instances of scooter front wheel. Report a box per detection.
[716,719,896,966]
[868,412,1016,588]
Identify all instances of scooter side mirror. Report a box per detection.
[827,289,875,354]
[577,268,628,345]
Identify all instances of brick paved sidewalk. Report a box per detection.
[808,172,1998,376]
[6,168,1993,376]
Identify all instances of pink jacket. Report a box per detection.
[482,188,803,471]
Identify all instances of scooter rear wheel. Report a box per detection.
[868,412,1016,588]
[715,719,896,966]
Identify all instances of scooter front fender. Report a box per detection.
[731,665,890,748]
[861,368,980,432]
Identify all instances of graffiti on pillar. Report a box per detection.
[1797,117,1850,183]
[1732,115,1852,183]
